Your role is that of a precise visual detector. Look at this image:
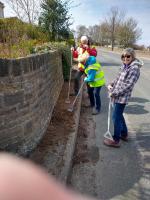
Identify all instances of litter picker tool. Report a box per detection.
[65,51,73,104]
[67,81,84,112]
[104,98,114,141]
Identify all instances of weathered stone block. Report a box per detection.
[32,56,37,70]
[24,120,33,136]
[21,58,30,74]
[4,90,24,106]
[12,59,22,76]
[0,59,9,77]
[0,94,4,108]
[0,125,24,144]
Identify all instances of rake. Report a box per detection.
[104,98,114,141]
[67,81,84,112]
[65,51,73,104]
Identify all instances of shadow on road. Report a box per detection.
[125,104,149,114]
[129,97,150,103]
[100,62,120,67]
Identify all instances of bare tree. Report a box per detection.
[6,0,41,24]
[76,25,100,45]
[117,17,142,48]
[76,25,88,40]
[87,25,100,45]
[99,22,111,46]
[105,6,125,50]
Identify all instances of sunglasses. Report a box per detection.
[121,54,132,59]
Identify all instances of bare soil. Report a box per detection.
[29,76,99,180]
[29,81,78,176]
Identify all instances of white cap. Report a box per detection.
[80,35,88,43]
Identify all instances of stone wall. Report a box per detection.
[0,51,63,155]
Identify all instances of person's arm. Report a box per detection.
[72,50,78,59]
[87,47,97,57]
[84,69,96,82]
[109,69,122,87]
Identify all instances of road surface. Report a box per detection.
[70,48,150,200]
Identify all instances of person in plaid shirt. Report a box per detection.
[104,48,143,147]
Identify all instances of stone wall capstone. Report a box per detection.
[0,50,64,155]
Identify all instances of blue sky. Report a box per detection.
[1,0,150,46]
[70,0,150,46]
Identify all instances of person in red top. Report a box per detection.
[71,35,97,95]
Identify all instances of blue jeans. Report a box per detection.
[87,86,102,111]
[112,103,128,141]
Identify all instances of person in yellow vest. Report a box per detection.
[84,56,105,115]
[71,36,97,96]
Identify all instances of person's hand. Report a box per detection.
[108,92,112,98]
[73,58,78,62]
[84,77,88,82]
[82,44,88,49]
[108,92,115,98]
[107,84,113,91]
[71,47,74,51]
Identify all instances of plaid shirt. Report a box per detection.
[110,59,143,104]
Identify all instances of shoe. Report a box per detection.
[120,135,128,142]
[103,138,120,148]
[92,107,100,115]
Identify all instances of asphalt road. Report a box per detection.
[70,49,150,200]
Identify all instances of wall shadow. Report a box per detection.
[129,97,150,103]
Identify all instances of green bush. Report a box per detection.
[0,17,49,58]
[0,39,39,58]
[66,38,75,46]
[11,40,37,58]
[25,24,49,41]
[61,47,71,81]
[54,43,71,80]
[0,18,72,80]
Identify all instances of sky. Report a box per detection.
[1,0,150,46]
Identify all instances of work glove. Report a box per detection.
[84,77,88,82]
[73,58,78,62]
[108,92,116,98]
[71,47,74,51]
[107,84,113,91]
[108,92,112,98]
[82,44,88,49]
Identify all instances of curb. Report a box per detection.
[59,85,83,183]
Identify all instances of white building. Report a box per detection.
[0,1,4,18]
